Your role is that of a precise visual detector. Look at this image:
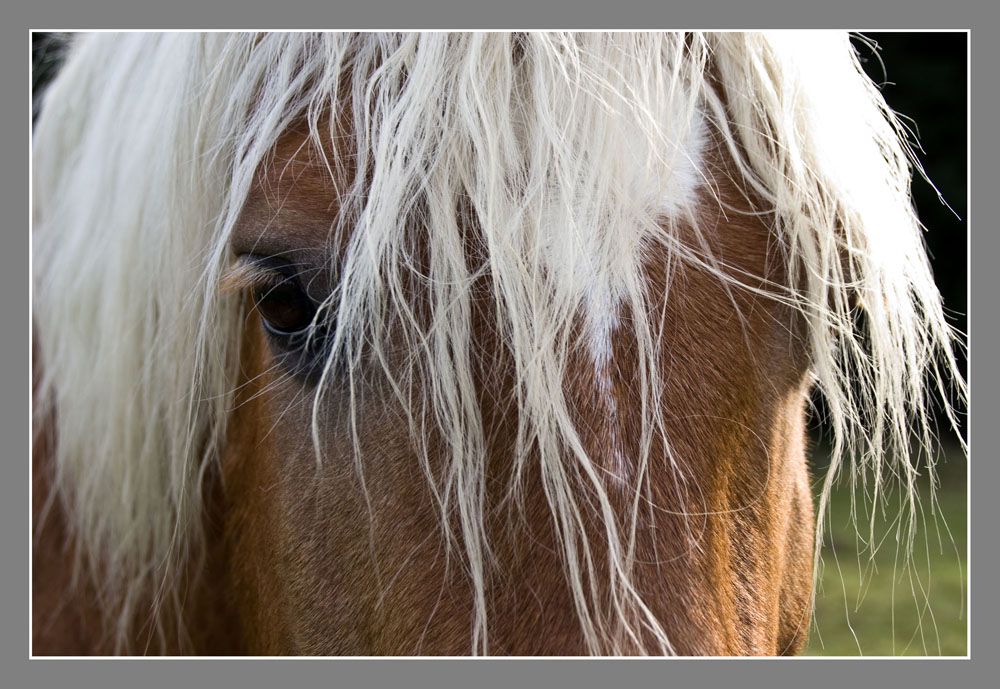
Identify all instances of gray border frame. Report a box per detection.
[7,1,997,687]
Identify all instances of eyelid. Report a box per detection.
[222,255,343,383]
[220,257,297,295]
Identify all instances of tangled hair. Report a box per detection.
[32,32,966,654]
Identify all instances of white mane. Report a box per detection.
[32,31,966,654]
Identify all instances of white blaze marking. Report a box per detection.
[586,281,627,483]
[583,105,706,484]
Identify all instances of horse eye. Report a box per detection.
[244,258,336,382]
[253,278,317,337]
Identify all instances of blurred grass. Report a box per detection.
[802,442,967,656]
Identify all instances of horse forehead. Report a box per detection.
[232,128,344,254]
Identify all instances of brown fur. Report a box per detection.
[219,119,812,654]
[33,111,815,656]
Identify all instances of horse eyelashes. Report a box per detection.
[240,255,338,382]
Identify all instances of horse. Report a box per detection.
[31,31,966,656]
